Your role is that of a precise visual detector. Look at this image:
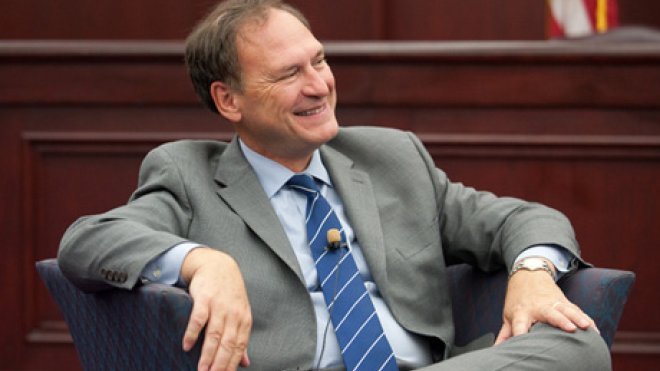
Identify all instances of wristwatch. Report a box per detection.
[509,257,556,280]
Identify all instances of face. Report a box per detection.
[217,9,338,171]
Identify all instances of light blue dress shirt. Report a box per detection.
[142,139,573,368]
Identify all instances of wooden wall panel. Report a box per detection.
[288,0,385,40]
[619,1,660,31]
[385,0,546,40]
[1,40,659,369]
[1,0,217,40]
[19,135,160,370]
[3,0,660,41]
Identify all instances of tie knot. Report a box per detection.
[286,174,320,195]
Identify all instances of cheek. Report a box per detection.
[324,69,336,90]
[266,86,300,112]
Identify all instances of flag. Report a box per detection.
[547,0,619,38]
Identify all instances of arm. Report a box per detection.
[58,144,253,370]
[58,146,194,291]
[433,172,596,340]
[405,133,595,341]
[438,179,597,341]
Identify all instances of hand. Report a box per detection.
[494,265,598,345]
[181,247,252,370]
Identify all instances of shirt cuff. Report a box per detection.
[515,245,575,281]
[141,242,201,286]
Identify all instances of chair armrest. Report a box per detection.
[558,268,635,348]
[36,259,200,370]
[447,264,635,349]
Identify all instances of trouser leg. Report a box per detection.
[417,323,611,371]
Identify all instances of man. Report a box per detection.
[58,0,611,370]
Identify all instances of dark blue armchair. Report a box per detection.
[445,264,635,349]
[36,259,634,370]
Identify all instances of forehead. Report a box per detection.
[236,9,322,71]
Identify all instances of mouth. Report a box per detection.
[294,104,326,117]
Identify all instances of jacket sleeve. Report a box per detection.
[407,131,581,272]
[58,145,194,292]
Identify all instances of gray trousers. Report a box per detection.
[417,323,611,371]
[315,324,610,371]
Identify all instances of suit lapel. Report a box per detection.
[321,146,388,292]
[214,138,304,281]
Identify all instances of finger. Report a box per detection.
[199,314,227,371]
[183,303,210,352]
[211,307,252,371]
[240,351,251,367]
[544,302,578,333]
[236,312,252,367]
[511,312,533,338]
[554,302,597,332]
[211,321,241,371]
[495,322,512,345]
[563,304,595,330]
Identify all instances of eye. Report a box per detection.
[279,67,299,80]
[314,56,327,67]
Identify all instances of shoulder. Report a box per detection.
[136,139,231,183]
[327,126,428,164]
[151,139,230,160]
[331,126,413,145]
[141,139,230,169]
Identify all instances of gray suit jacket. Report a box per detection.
[58,126,580,370]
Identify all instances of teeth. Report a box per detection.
[296,106,323,116]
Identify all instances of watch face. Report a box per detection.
[522,258,546,270]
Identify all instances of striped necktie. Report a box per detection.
[287,174,398,371]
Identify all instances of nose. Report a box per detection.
[301,66,331,98]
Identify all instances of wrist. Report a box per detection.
[509,257,557,281]
[181,246,220,285]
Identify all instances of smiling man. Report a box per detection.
[209,8,338,172]
[58,1,611,370]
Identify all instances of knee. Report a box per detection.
[552,327,612,371]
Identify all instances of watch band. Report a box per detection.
[509,257,557,280]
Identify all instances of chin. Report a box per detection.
[320,119,340,140]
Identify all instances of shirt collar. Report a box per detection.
[238,138,332,198]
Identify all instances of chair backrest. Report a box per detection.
[446,264,635,349]
[36,259,201,371]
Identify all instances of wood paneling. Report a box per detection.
[1,40,659,369]
[288,0,385,40]
[619,1,660,31]
[3,0,660,41]
[0,0,217,40]
[385,0,546,40]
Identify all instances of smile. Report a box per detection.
[294,105,325,117]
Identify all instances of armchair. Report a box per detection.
[36,259,634,370]
[445,264,635,349]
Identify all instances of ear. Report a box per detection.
[210,81,242,122]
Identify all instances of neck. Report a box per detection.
[272,154,313,173]
[239,138,314,173]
